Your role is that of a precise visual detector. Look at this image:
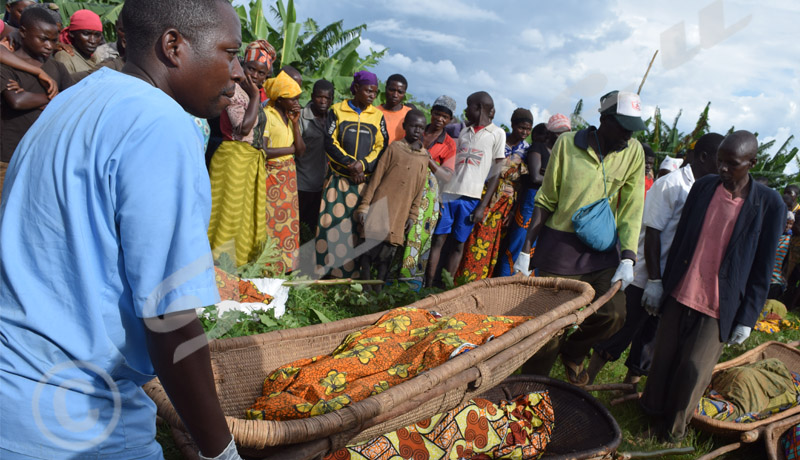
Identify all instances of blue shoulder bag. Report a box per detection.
[571,133,618,252]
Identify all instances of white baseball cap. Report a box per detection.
[599,91,646,132]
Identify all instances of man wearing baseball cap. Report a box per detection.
[515,90,646,385]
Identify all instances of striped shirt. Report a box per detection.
[772,234,791,285]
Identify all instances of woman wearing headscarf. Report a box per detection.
[496,113,571,276]
[315,70,388,278]
[53,9,104,80]
[455,109,532,284]
[262,70,304,273]
[207,40,277,267]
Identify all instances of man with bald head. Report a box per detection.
[640,130,786,443]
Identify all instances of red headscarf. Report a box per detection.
[59,10,103,45]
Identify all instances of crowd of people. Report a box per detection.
[1,0,798,458]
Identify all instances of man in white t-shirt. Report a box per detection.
[424,91,506,287]
[587,133,724,384]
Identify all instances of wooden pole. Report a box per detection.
[638,50,659,95]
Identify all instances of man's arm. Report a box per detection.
[736,198,787,329]
[2,87,50,110]
[644,227,662,279]
[145,311,231,457]
[615,144,645,261]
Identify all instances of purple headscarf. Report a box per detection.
[350,70,378,94]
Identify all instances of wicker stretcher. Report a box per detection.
[146,276,619,459]
[693,341,800,460]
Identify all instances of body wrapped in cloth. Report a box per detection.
[246,307,529,420]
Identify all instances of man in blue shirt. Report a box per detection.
[0,0,245,458]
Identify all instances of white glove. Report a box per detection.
[513,252,531,276]
[610,259,635,290]
[727,324,752,345]
[199,437,243,460]
[642,279,664,316]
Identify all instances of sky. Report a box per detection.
[258,0,799,172]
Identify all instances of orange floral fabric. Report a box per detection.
[246,307,530,421]
[265,157,300,273]
[456,159,526,285]
[214,267,274,305]
[324,391,554,460]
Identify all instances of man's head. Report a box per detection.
[658,156,681,178]
[121,0,244,119]
[310,79,333,115]
[384,73,407,108]
[510,108,533,142]
[717,130,758,190]
[689,132,724,179]
[243,40,276,87]
[5,0,35,28]
[642,143,656,176]
[279,65,302,86]
[597,90,645,153]
[402,109,426,145]
[531,123,548,144]
[18,7,59,61]
[66,10,103,59]
[787,211,796,234]
[465,91,494,126]
[430,95,456,131]
[783,184,799,211]
[24,3,62,30]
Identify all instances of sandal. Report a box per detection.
[562,356,589,386]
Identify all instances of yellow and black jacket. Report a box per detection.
[325,100,389,178]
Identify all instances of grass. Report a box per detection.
[157,287,800,459]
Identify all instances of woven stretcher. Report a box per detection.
[146,276,618,459]
[693,341,800,460]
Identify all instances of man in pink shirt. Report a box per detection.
[640,130,786,442]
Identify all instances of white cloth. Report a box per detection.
[198,278,290,319]
[441,123,506,199]
[199,437,243,460]
[632,166,696,288]
[727,324,752,345]
[611,258,635,290]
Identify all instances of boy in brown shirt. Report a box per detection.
[355,110,429,286]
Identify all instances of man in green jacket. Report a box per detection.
[515,90,646,385]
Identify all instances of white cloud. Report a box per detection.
[389,0,501,22]
[381,53,460,83]
[356,38,386,57]
[370,19,466,47]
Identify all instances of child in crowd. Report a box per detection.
[1,7,71,198]
[425,91,506,287]
[377,73,414,144]
[355,110,430,286]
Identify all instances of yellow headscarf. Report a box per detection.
[263,71,302,107]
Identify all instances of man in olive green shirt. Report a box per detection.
[515,90,646,385]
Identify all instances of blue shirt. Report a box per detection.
[0,68,220,459]
[505,139,530,161]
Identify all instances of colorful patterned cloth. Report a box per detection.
[696,361,800,423]
[782,423,800,460]
[207,141,268,266]
[265,156,300,273]
[245,308,529,421]
[324,391,554,460]
[393,171,441,284]
[214,267,274,305]
[315,173,364,278]
[495,186,538,277]
[773,234,792,286]
[456,159,526,285]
